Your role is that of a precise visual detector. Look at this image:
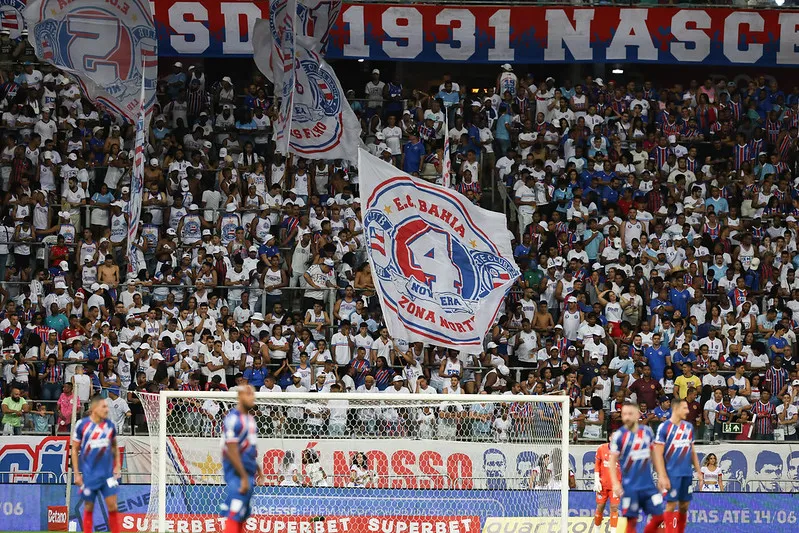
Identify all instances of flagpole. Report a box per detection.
[443,103,451,188]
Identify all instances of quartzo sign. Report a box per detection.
[152,3,799,66]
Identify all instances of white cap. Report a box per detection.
[323,258,335,267]
[225,203,236,212]
[202,229,211,236]
[750,257,761,269]
[124,349,135,362]
[293,372,303,378]
[189,204,199,211]
[486,342,498,349]
[55,282,67,289]
[139,343,151,350]
[90,283,100,291]
[68,153,78,161]
[180,179,190,191]
[251,313,264,321]
[218,148,228,158]
[59,260,69,271]
[150,158,159,166]
[43,151,52,160]
[58,210,71,219]
[392,375,404,382]
[222,76,232,84]
[174,61,183,68]
[497,365,510,376]
[100,283,108,290]
[595,78,604,87]
[166,228,177,236]
[121,186,130,193]
[668,135,677,144]
[501,63,512,71]
[151,353,164,361]
[372,68,380,75]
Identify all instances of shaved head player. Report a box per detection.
[221,385,262,533]
[609,402,667,533]
[654,396,702,533]
[71,395,122,533]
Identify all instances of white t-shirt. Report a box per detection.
[777,404,799,436]
[329,332,352,366]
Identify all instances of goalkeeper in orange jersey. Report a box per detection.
[593,437,621,530]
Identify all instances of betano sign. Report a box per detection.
[146,3,799,65]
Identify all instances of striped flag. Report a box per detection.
[128,75,146,275]
[0,10,20,31]
[141,42,158,69]
[40,37,53,61]
[443,111,451,188]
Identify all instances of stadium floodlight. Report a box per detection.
[138,391,571,533]
[776,0,786,5]
[358,58,365,62]
[612,64,624,74]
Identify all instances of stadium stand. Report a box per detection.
[0,40,798,456]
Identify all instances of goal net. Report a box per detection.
[137,391,569,533]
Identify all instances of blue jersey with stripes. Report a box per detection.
[221,408,258,477]
[72,416,117,486]
[655,419,695,478]
[610,425,656,492]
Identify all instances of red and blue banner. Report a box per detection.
[145,3,799,65]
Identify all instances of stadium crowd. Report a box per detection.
[0,44,799,444]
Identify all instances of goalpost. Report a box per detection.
[137,391,570,533]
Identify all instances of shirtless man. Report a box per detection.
[532,300,555,334]
[97,255,120,290]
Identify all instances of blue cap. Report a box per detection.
[108,387,120,396]
[729,385,739,391]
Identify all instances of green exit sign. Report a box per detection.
[723,422,742,434]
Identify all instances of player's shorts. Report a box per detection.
[666,475,694,502]
[79,477,119,503]
[620,486,664,519]
[596,488,620,507]
[221,473,255,523]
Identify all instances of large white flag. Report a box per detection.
[23,0,157,124]
[359,149,519,350]
[253,0,360,161]
[253,0,296,156]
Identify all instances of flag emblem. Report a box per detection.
[360,150,519,349]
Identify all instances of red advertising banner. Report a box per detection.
[121,514,482,533]
[143,2,799,65]
[46,506,68,531]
